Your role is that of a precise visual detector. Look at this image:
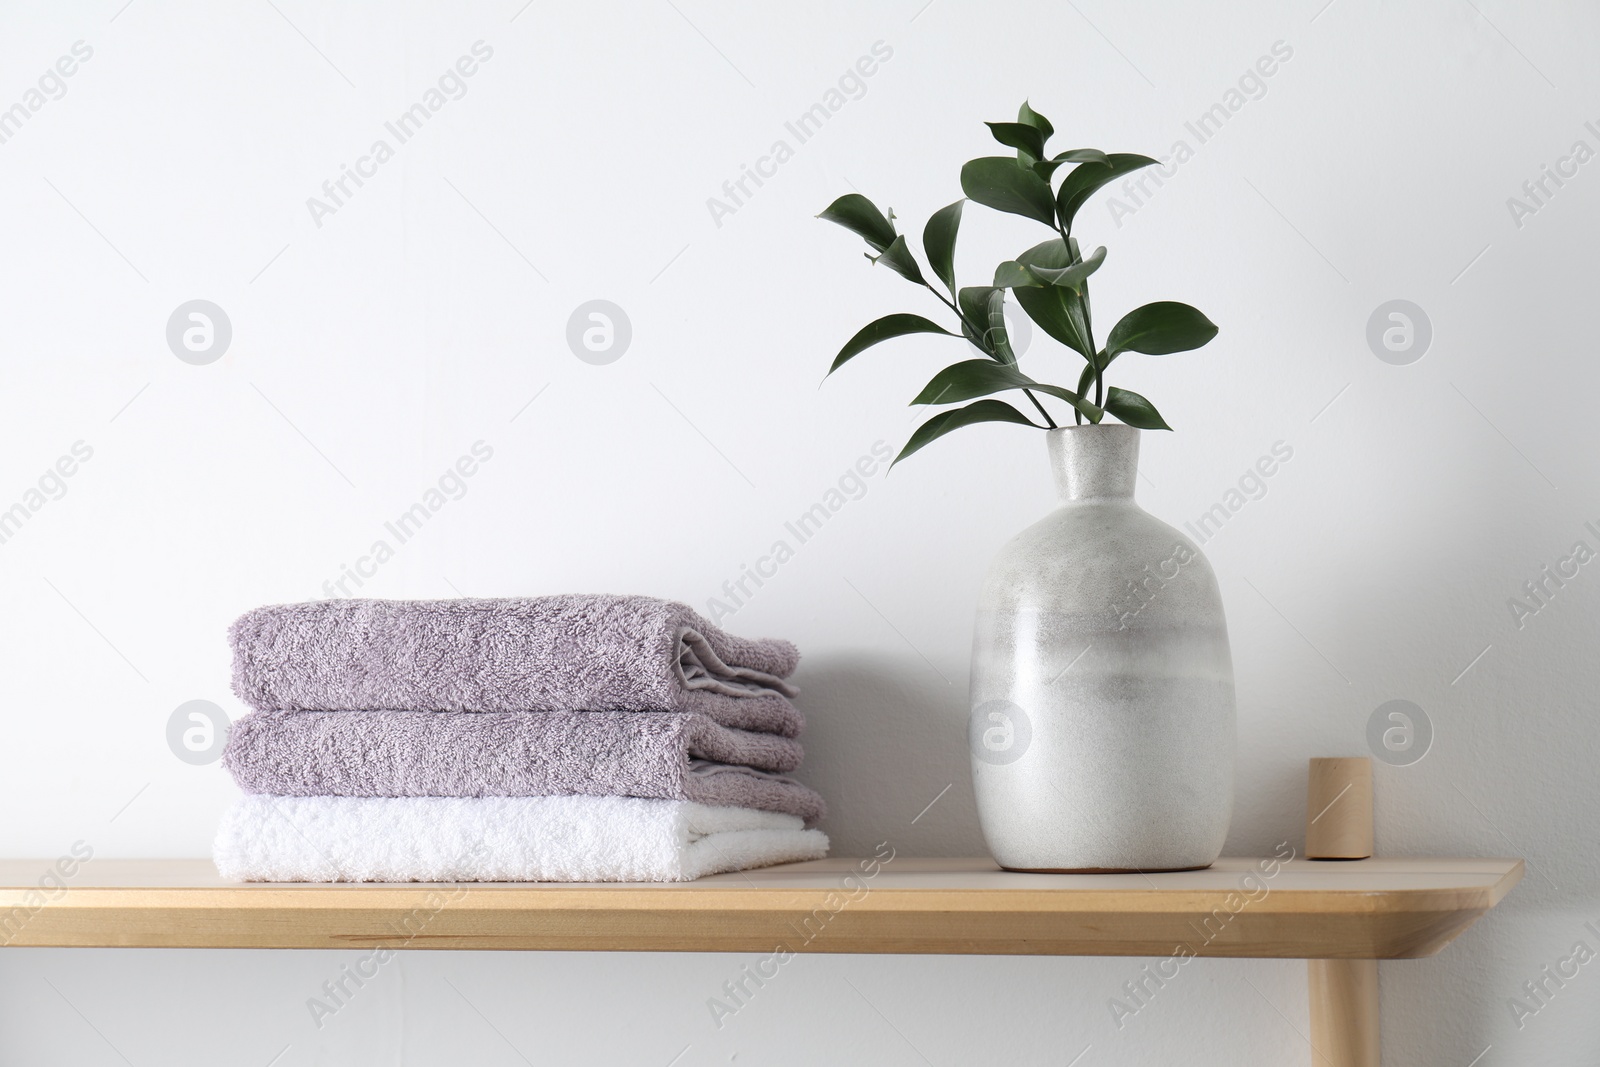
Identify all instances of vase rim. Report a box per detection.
[1046,424,1141,435]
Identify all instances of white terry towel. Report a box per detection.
[213,794,829,883]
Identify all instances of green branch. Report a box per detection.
[925,283,1058,430]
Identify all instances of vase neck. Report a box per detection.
[1048,425,1141,502]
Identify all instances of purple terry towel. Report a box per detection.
[221,710,826,824]
[229,595,804,736]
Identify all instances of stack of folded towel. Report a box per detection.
[212,595,828,882]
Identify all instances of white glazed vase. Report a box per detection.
[969,424,1235,872]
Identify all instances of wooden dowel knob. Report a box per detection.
[1307,757,1373,860]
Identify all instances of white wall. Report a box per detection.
[2,0,1596,1062]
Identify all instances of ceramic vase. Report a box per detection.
[969,424,1235,871]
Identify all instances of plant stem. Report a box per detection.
[1054,221,1104,420]
[1021,388,1058,429]
[925,284,986,354]
[1088,314,1103,412]
[925,282,1057,430]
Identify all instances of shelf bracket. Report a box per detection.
[1305,756,1381,1066]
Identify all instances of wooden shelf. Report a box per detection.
[0,855,1520,958]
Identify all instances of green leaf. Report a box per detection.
[1104,301,1218,357]
[818,193,897,252]
[1055,153,1159,231]
[957,286,996,323]
[957,286,1004,360]
[922,200,964,296]
[911,359,1027,406]
[1054,148,1110,165]
[868,234,925,285]
[1015,237,1072,270]
[992,261,1040,289]
[960,157,1057,227]
[828,314,957,375]
[1017,100,1054,141]
[1032,150,1114,182]
[894,399,1039,466]
[1104,386,1172,430]
[986,122,1047,161]
[1024,245,1106,293]
[986,289,1016,364]
[1012,238,1092,355]
[909,357,1103,422]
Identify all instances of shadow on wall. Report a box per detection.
[1223,725,1311,856]
[791,652,986,858]
[795,651,1318,862]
